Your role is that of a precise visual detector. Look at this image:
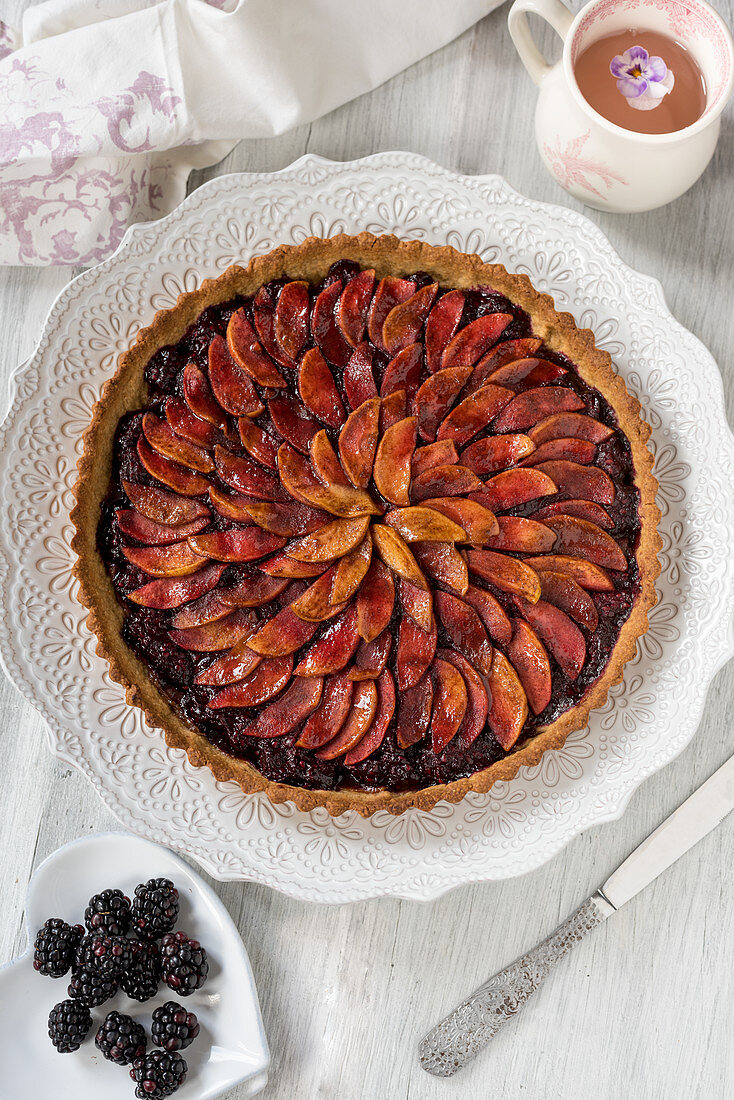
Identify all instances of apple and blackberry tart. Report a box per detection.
[71,234,660,817]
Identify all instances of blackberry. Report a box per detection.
[130,1050,187,1098]
[85,888,131,935]
[48,998,92,1053]
[68,965,119,1007]
[120,938,161,1003]
[130,878,179,940]
[95,1010,147,1066]
[151,1001,200,1052]
[160,932,208,996]
[33,918,84,978]
[76,932,133,977]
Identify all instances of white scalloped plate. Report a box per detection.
[0,153,732,902]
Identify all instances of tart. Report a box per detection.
[71,233,661,817]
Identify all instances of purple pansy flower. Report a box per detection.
[610,45,674,111]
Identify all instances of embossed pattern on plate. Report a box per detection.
[0,153,732,901]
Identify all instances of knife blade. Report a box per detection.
[600,752,734,909]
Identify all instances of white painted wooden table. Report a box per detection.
[1,5,733,1098]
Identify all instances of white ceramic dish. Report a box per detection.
[0,152,732,902]
[0,834,269,1100]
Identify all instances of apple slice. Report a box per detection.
[268,394,320,454]
[437,648,488,747]
[367,276,415,350]
[208,334,264,417]
[297,672,354,749]
[274,281,310,361]
[474,467,557,511]
[383,283,438,355]
[410,439,459,477]
[441,313,512,370]
[533,498,614,530]
[462,583,512,646]
[379,388,407,433]
[186,527,286,562]
[430,657,468,752]
[128,562,226,609]
[414,365,473,441]
[253,285,295,369]
[487,650,528,750]
[248,606,319,656]
[331,535,372,604]
[425,290,465,373]
[183,362,232,429]
[142,412,214,474]
[287,515,370,562]
[465,337,543,395]
[343,669,396,764]
[122,481,209,526]
[171,590,234,629]
[298,347,346,429]
[492,386,585,432]
[521,554,614,591]
[434,590,493,675]
[486,357,567,389]
[343,341,378,409]
[396,613,437,691]
[310,430,350,488]
[538,569,598,630]
[460,433,536,476]
[123,540,207,577]
[395,674,434,748]
[435,384,514,447]
[278,442,380,517]
[398,577,433,632]
[259,553,329,579]
[215,445,288,501]
[294,604,361,676]
[356,558,395,642]
[467,548,541,602]
[165,397,221,448]
[485,515,556,553]
[520,437,596,466]
[137,438,210,497]
[116,509,208,546]
[285,566,341,622]
[412,541,468,595]
[238,419,279,469]
[348,629,392,681]
[410,463,482,502]
[242,676,324,739]
[380,343,423,401]
[373,416,417,506]
[507,620,552,715]
[417,497,498,544]
[337,269,375,346]
[315,679,378,759]
[195,639,262,687]
[385,505,465,543]
[533,460,616,505]
[237,499,328,537]
[528,412,615,446]
[312,280,352,367]
[371,523,428,591]
[515,596,586,681]
[541,514,627,570]
[209,653,293,708]
[338,397,380,489]
[227,308,286,387]
[220,573,289,607]
[169,608,254,652]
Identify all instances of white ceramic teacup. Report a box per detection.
[508,0,734,212]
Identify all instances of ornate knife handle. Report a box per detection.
[419,891,615,1077]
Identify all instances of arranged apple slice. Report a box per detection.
[465,336,543,395]
[382,283,438,355]
[247,606,320,656]
[430,657,468,753]
[337,269,375,346]
[274,281,310,361]
[348,629,392,681]
[227,308,286,387]
[310,430,350,488]
[123,540,207,577]
[209,654,293,708]
[538,569,599,631]
[507,620,552,715]
[253,285,296,369]
[533,498,614,530]
[485,515,556,553]
[410,463,482,502]
[116,509,208,546]
[460,433,536,476]
[396,613,437,692]
[485,357,567,389]
[208,335,264,417]
[515,596,587,681]
[434,590,493,675]
[268,393,320,454]
[492,386,585,432]
[122,481,210,526]
[541,514,627,570]
[435,384,513,446]
[384,505,465,543]
[289,565,342,622]
[379,388,407,432]
[373,416,417,506]
[441,313,512,370]
[315,679,378,759]
[467,548,541,602]
[462,583,513,646]
[395,674,434,748]
[127,562,226,609]
[188,528,286,562]
[165,397,222,448]
[380,343,423,401]
[437,648,488,747]
[298,347,346,428]
[278,442,380,517]
[410,439,459,477]
[425,290,465,373]
[312,280,352,367]
[413,364,473,441]
[521,554,614,591]
[297,672,354,749]
[238,499,328,537]
[295,604,361,676]
[169,608,254,652]
[208,486,258,523]
[533,460,616,505]
[331,535,372,603]
[356,558,395,642]
[287,515,370,562]
[260,553,329,579]
[474,467,557,511]
[398,577,433,633]
[171,590,235,629]
[238,418,280,469]
[195,639,262,687]
[487,650,528,750]
[417,497,498,544]
[412,541,468,595]
[137,438,210,496]
[528,412,614,446]
[520,437,596,466]
[338,397,380,488]
[219,572,289,607]
[371,523,428,591]
[343,341,378,409]
[215,444,288,501]
[242,676,324,738]
[183,362,232,430]
[343,669,396,764]
[367,276,415,350]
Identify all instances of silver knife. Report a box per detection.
[419,753,734,1077]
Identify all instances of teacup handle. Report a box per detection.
[508,0,575,86]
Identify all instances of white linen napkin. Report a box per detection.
[0,0,502,266]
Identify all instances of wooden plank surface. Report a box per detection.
[1,5,732,1098]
